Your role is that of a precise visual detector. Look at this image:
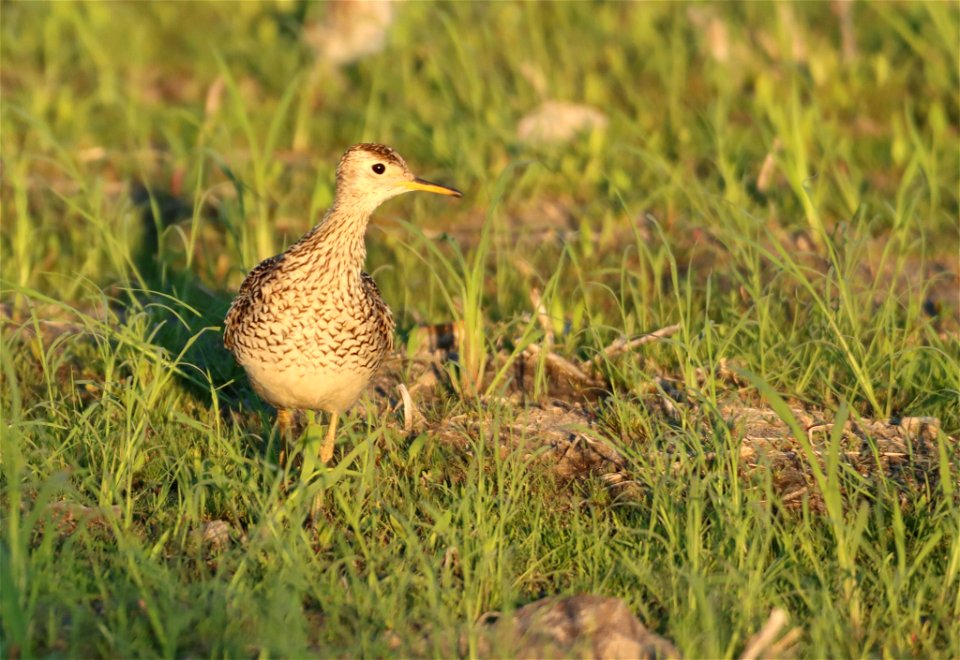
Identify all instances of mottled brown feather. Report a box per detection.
[223,253,284,352]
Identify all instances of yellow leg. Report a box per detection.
[319,412,339,464]
[276,408,293,466]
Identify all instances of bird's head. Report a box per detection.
[335,143,462,210]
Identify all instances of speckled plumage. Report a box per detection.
[224,143,461,463]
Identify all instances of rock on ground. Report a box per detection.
[484,594,679,659]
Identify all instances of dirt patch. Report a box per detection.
[372,323,957,512]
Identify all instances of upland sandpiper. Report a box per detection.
[224,143,461,464]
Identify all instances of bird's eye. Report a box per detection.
[372,163,386,175]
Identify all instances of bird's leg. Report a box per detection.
[308,412,339,523]
[319,413,339,464]
[276,408,293,467]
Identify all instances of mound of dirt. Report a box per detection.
[372,322,957,512]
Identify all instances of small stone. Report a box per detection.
[304,1,398,67]
[517,101,608,146]
[489,594,680,659]
[190,519,233,552]
[896,416,940,440]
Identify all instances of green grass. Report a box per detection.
[2,1,959,657]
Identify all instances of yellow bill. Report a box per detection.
[403,177,463,197]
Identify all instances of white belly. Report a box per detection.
[241,359,373,413]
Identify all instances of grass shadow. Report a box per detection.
[129,181,271,431]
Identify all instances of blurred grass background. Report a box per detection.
[1,1,959,657]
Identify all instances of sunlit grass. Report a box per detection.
[2,1,958,657]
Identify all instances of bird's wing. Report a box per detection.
[360,271,395,354]
[223,253,284,351]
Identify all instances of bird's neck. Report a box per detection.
[291,199,374,282]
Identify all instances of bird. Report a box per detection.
[224,143,462,465]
